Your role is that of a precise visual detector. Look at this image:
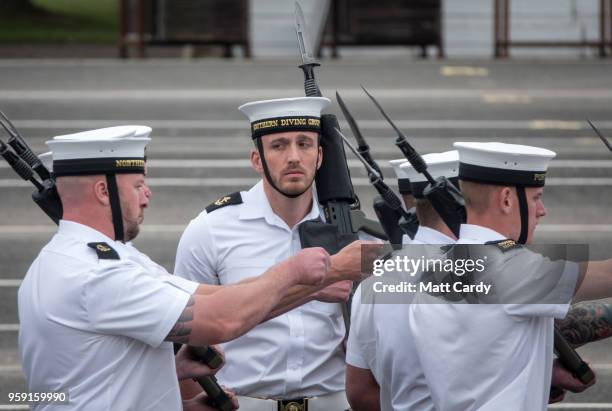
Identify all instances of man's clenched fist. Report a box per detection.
[291,247,330,286]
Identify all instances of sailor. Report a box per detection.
[388,158,415,210]
[346,151,459,411]
[18,125,330,411]
[400,150,459,245]
[174,97,369,411]
[388,158,416,245]
[407,141,612,410]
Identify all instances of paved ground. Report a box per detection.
[0,57,611,410]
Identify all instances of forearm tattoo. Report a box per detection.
[556,302,612,347]
[165,295,195,344]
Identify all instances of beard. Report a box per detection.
[120,207,143,242]
[271,166,316,196]
[124,222,140,242]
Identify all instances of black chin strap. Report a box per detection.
[516,186,529,244]
[105,174,124,242]
[255,137,318,199]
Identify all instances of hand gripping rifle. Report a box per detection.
[545,119,608,395]
[188,346,235,411]
[335,91,419,246]
[0,110,62,224]
[549,329,595,399]
[361,86,466,238]
[0,113,234,411]
[547,119,610,396]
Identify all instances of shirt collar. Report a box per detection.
[458,224,506,243]
[58,220,116,243]
[414,226,456,245]
[239,180,321,227]
[57,220,130,256]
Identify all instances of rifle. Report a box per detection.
[361,86,466,238]
[0,110,62,223]
[293,3,386,249]
[294,2,386,332]
[188,346,236,411]
[549,328,595,399]
[335,91,419,245]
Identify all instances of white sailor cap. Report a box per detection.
[399,151,459,198]
[46,125,151,177]
[38,151,53,172]
[454,142,556,187]
[239,97,331,139]
[388,159,412,195]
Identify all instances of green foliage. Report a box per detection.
[0,0,117,43]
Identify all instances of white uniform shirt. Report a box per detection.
[410,226,456,245]
[346,225,454,411]
[18,221,199,411]
[408,224,579,411]
[174,180,345,398]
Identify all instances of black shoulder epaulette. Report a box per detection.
[206,192,242,213]
[87,242,120,260]
[485,239,522,253]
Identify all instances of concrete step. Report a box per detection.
[0,232,181,279]
[0,182,611,227]
[0,330,17,350]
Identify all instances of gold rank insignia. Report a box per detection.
[88,242,120,260]
[96,244,111,252]
[205,191,243,214]
[486,239,522,252]
[214,196,231,206]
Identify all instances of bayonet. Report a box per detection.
[361,86,466,237]
[361,85,433,183]
[336,91,383,178]
[336,127,407,216]
[294,2,322,97]
[361,85,408,145]
[587,119,612,153]
[295,2,317,65]
[335,127,381,179]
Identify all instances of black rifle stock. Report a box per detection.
[554,328,595,384]
[188,346,236,411]
[550,327,596,400]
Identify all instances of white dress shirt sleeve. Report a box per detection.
[346,286,373,369]
[499,253,579,319]
[85,259,193,348]
[174,212,220,284]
